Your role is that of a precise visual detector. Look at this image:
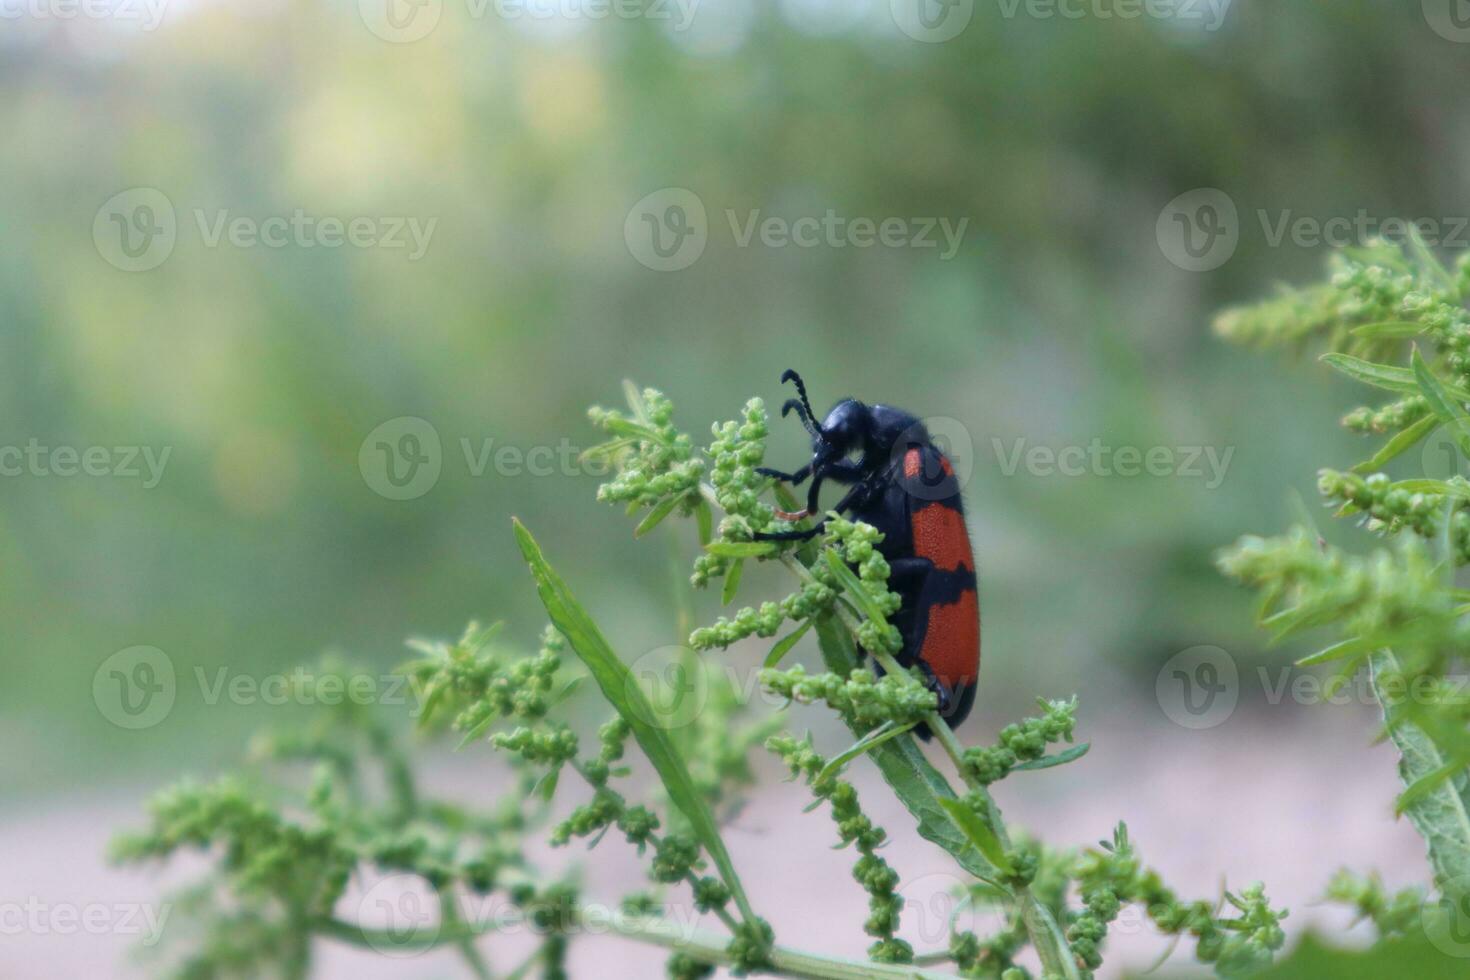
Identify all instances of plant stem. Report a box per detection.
[320,909,964,980]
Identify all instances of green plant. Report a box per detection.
[114,383,1297,979]
[1214,234,1470,973]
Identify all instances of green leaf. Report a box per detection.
[703,541,776,559]
[939,798,1014,875]
[693,498,713,545]
[764,620,812,668]
[1351,414,1437,474]
[823,550,887,625]
[1325,351,1470,404]
[634,494,683,537]
[810,613,999,883]
[1391,479,1470,499]
[1349,321,1428,339]
[1322,353,1422,393]
[1413,346,1470,458]
[512,519,761,928]
[1244,930,1470,980]
[1012,742,1091,773]
[721,558,744,606]
[1370,650,1470,889]
[1407,225,1459,295]
[816,721,920,785]
[1413,346,1469,419]
[1295,636,1371,667]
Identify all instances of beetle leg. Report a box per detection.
[756,463,812,486]
[753,522,827,542]
[886,557,934,588]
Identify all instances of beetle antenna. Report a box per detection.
[780,369,820,433]
[781,398,821,437]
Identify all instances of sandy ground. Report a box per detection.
[1,699,1429,979]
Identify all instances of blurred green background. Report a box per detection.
[3,1,1468,805]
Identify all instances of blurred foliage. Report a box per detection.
[6,2,1470,793]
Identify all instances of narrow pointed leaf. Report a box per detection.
[1012,742,1092,773]
[939,798,1014,875]
[764,620,812,668]
[1349,321,1428,339]
[721,558,744,606]
[704,541,776,559]
[1351,415,1437,473]
[816,721,920,785]
[634,494,683,537]
[513,519,761,928]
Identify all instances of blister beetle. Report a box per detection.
[754,369,979,733]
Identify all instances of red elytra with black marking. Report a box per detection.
[754,370,979,734]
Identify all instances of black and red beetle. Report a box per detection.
[754,369,980,732]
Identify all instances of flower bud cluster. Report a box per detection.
[766,734,911,964]
[760,665,936,729]
[961,698,1079,786]
[589,387,705,512]
[1068,826,1285,977]
[1317,469,1470,564]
